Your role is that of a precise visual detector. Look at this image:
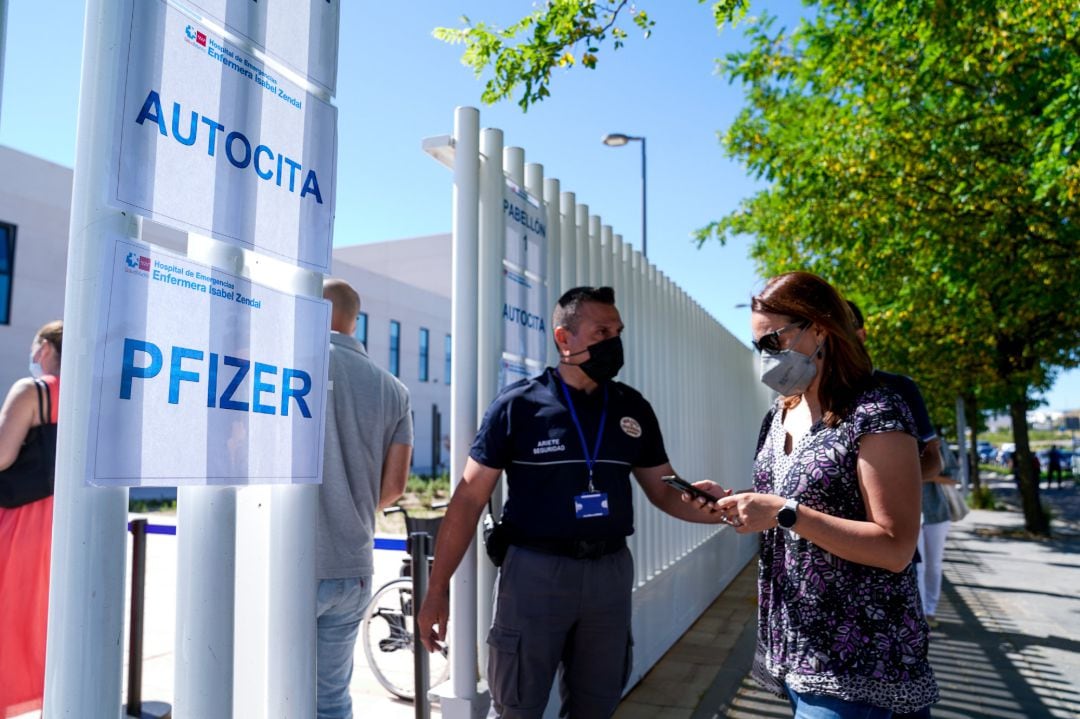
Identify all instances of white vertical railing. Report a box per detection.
[474,128,504,681]
[426,107,771,718]
[599,223,612,286]
[560,192,577,290]
[588,216,601,286]
[443,106,483,719]
[544,178,562,369]
[576,203,590,284]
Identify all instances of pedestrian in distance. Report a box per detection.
[0,320,62,717]
[316,279,413,719]
[915,438,959,630]
[417,286,731,719]
[693,273,938,718]
[1046,445,1063,489]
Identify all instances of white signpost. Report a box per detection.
[47,0,338,715]
[86,235,330,486]
[500,179,547,386]
[110,0,337,272]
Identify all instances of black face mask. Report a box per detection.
[563,335,624,383]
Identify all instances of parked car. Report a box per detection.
[997,443,1016,466]
[976,441,996,463]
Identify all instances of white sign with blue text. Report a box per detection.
[111,0,337,272]
[85,235,331,487]
[501,180,547,386]
[182,0,340,95]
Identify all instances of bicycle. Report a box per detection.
[361,502,450,702]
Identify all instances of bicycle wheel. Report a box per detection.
[361,577,449,701]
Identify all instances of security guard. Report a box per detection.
[418,286,728,719]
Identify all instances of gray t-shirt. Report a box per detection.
[317,332,413,579]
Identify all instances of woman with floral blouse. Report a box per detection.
[698,272,938,718]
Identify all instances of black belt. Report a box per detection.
[512,536,626,560]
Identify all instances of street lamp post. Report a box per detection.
[602,133,647,258]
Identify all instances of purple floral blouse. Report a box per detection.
[750,386,939,713]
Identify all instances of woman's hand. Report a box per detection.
[713,493,786,532]
[679,480,734,522]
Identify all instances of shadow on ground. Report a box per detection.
[718,511,1080,718]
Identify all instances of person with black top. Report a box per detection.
[1046,445,1063,489]
[847,301,942,481]
[0,321,62,716]
[417,286,728,719]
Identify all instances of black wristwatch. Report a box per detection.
[776,498,799,529]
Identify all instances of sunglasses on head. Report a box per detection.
[752,320,809,354]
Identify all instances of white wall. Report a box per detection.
[0,146,72,392]
[334,234,451,299]
[331,254,451,475]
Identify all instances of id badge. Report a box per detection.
[574,491,609,519]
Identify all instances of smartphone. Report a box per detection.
[661,475,719,504]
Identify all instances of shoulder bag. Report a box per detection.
[941,482,969,522]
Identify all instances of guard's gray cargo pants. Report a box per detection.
[486,544,635,719]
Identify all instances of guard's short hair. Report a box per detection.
[552,286,615,334]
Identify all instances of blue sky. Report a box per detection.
[2,1,1078,412]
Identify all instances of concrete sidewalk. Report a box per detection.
[618,475,1080,719]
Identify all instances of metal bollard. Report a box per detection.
[124,519,172,719]
[126,519,148,716]
[410,531,432,719]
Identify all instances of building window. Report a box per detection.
[419,328,430,381]
[389,320,401,377]
[0,222,14,325]
[444,334,452,384]
[355,312,368,348]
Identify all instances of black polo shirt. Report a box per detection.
[470,368,668,542]
[874,370,935,446]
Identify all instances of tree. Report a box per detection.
[708,1,1080,534]
[438,1,1080,534]
[433,1,745,111]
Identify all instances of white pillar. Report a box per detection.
[523,163,547,366]
[575,203,590,285]
[45,1,133,713]
[559,192,577,291]
[543,178,561,368]
[503,147,524,186]
[474,128,505,680]
[443,106,487,719]
[588,215,602,286]
[267,484,320,714]
[173,236,240,718]
[600,225,614,287]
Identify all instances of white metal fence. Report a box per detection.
[427,107,772,719]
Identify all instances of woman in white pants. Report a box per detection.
[917,441,958,626]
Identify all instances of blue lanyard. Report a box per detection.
[557,374,608,492]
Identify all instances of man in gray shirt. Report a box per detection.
[317,278,413,719]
